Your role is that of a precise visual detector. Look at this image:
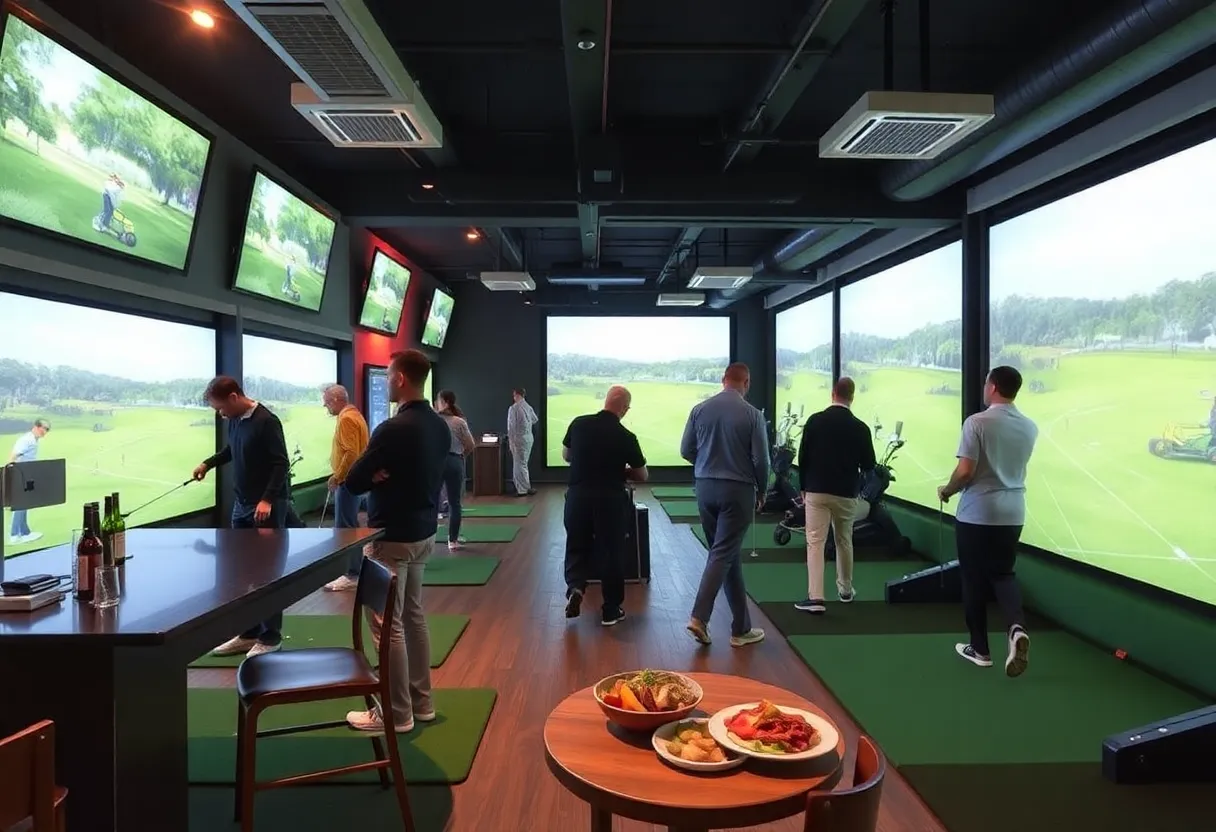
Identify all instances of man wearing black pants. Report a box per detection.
[938,366,1039,677]
[192,376,291,660]
[562,386,648,626]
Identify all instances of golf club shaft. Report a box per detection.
[319,490,331,528]
[122,480,192,519]
[938,499,945,589]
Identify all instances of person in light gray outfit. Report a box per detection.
[507,387,538,495]
[681,362,769,648]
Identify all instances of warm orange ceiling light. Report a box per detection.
[190,9,216,29]
[421,182,435,190]
[465,228,480,241]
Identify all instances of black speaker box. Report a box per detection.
[1102,705,1216,784]
[885,559,963,603]
[624,502,651,583]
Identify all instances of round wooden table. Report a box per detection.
[544,671,845,832]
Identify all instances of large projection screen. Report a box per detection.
[774,292,833,449]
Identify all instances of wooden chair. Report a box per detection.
[233,556,414,832]
[803,735,887,832]
[0,720,67,832]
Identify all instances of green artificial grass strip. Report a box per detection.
[690,522,789,548]
[423,555,500,586]
[188,687,497,785]
[660,500,701,520]
[461,503,533,517]
[758,601,1059,637]
[900,763,1216,832]
[438,522,518,542]
[650,486,696,499]
[743,547,807,564]
[189,614,469,669]
[787,631,1204,766]
[740,561,914,603]
[189,784,456,832]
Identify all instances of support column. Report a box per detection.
[961,211,990,419]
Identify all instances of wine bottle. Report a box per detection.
[74,504,103,602]
[110,492,127,564]
[101,495,115,567]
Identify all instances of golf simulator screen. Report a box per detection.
[232,171,336,313]
[0,14,212,270]
[546,316,731,467]
[990,135,1216,607]
[358,249,411,335]
[0,292,216,557]
[774,291,833,448]
[420,288,454,348]
[840,241,963,512]
[240,334,338,486]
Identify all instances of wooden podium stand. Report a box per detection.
[472,441,502,497]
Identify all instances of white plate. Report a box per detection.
[652,718,745,773]
[707,702,839,762]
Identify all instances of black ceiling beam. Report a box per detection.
[479,227,526,270]
[654,226,704,286]
[393,40,827,56]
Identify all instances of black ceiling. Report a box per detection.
[30,0,1203,308]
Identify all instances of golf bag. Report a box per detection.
[761,405,805,515]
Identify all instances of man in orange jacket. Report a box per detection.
[321,384,370,591]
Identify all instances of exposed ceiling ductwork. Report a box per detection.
[881,0,1216,201]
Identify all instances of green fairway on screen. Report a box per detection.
[232,172,336,313]
[1,292,217,557]
[241,335,338,488]
[421,288,454,348]
[0,14,211,270]
[358,249,410,335]
[546,316,731,467]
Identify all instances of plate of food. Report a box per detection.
[652,718,745,773]
[708,700,838,762]
[594,669,703,731]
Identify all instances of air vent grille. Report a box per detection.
[480,272,536,292]
[819,91,995,160]
[250,8,386,96]
[317,110,421,144]
[842,117,965,157]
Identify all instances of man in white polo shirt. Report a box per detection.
[7,418,51,544]
[938,366,1038,678]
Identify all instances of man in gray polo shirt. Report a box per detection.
[938,366,1038,677]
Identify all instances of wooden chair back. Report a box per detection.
[0,720,58,832]
[803,735,886,832]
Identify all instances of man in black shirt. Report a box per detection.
[192,376,291,658]
[562,385,648,626]
[795,377,876,615]
[342,349,450,734]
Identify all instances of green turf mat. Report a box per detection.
[660,500,701,520]
[439,523,518,542]
[743,547,807,564]
[423,555,500,586]
[901,763,1216,832]
[189,614,469,669]
[461,503,532,517]
[190,784,455,832]
[188,687,497,785]
[650,486,695,499]
[741,561,914,603]
[758,601,1058,637]
[787,631,1204,766]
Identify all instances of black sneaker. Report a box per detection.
[601,607,626,627]
[838,587,855,604]
[1006,626,1030,678]
[955,643,993,667]
[794,598,826,614]
[565,589,583,619]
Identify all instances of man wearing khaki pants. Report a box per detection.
[793,378,876,615]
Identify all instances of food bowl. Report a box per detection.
[592,670,703,732]
[653,718,745,773]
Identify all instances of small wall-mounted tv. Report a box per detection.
[358,249,411,335]
[232,170,336,312]
[0,13,213,271]
[364,364,392,435]
[420,287,454,348]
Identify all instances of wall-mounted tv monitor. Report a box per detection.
[364,365,392,435]
[0,13,212,270]
[420,288,454,348]
[358,249,411,335]
[0,291,217,557]
[232,171,336,312]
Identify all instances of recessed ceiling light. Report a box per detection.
[465,228,480,241]
[584,230,595,237]
[577,38,596,50]
[421,182,434,190]
[190,9,215,29]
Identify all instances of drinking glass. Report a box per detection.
[70,530,83,593]
[93,565,121,609]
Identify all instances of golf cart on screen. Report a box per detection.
[1147,423,1216,464]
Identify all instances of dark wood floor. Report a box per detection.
[188,486,947,832]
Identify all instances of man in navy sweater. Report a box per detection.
[192,375,291,659]
[343,349,450,733]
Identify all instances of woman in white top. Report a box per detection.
[436,389,477,549]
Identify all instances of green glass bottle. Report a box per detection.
[110,492,127,564]
[101,495,116,567]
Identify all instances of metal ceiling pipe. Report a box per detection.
[882,0,1216,201]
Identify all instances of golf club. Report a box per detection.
[750,489,759,558]
[318,490,331,528]
[122,479,193,520]
[938,498,946,591]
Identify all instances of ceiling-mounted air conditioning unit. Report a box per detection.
[656,293,706,307]
[687,267,754,290]
[819,91,994,160]
[224,0,443,148]
[480,272,536,292]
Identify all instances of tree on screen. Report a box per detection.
[0,19,55,149]
[276,199,333,272]
[246,177,272,241]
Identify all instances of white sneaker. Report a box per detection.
[7,536,22,545]
[324,575,359,592]
[447,541,464,551]
[730,628,765,648]
[1005,627,1030,678]
[346,708,413,734]
[246,642,281,658]
[212,636,258,657]
[414,710,437,723]
[23,532,42,543]
[955,643,993,667]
